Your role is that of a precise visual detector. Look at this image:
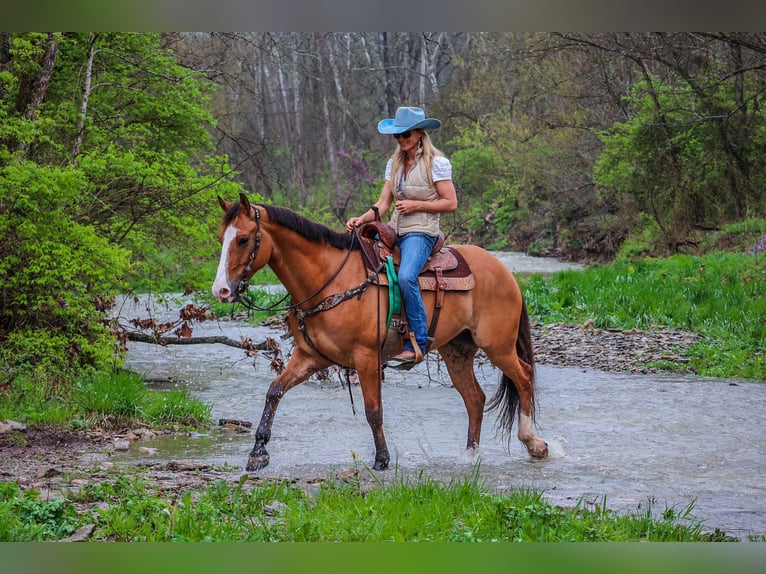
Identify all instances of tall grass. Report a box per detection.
[1,472,740,542]
[521,252,766,379]
[0,370,211,429]
[72,371,212,427]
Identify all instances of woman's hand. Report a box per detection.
[394,199,418,216]
[345,215,366,231]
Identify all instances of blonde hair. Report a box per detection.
[389,130,443,189]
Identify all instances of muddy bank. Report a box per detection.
[531,322,701,374]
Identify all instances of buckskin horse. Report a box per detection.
[212,193,547,471]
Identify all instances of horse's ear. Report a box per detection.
[218,196,231,212]
[238,192,252,218]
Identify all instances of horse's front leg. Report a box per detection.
[356,362,390,470]
[247,349,323,471]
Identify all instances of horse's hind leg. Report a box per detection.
[247,348,322,471]
[439,333,485,452]
[492,350,548,458]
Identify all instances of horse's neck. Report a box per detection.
[266,225,356,301]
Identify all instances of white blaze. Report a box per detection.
[212,224,238,299]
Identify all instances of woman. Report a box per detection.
[346,106,457,364]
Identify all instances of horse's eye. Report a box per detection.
[237,236,249,247]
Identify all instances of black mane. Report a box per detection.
[263,204,358,251]
[223,201,358,250]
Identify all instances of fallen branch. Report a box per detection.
[125,331,278,352]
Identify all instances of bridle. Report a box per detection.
[235,204,263,300]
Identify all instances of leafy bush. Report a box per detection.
[0,483,80,541]
[0,163,131,378]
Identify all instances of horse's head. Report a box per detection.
[212,192,269,302]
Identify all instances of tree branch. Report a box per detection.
[125,331,276,351]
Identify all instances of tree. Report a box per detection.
[0,32,242,379]
[174,32,467,214]
[584,33,766,253]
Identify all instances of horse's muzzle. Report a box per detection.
[212,280,241,303]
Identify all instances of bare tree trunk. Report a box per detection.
[315,33,340,195]
[382,32,396,115]
[72,33,98,162]
[418,35,427,105]
[423,32,442,98]
[289,38,306,199]
[326,33,350,144]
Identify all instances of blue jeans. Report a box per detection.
[396,232,438,354]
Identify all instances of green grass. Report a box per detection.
[0,471,744,542]
[520,251,766,379]
[0,370,211,429]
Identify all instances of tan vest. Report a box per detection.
[389,157,441,236]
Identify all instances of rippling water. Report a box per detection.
[117,252,765,538]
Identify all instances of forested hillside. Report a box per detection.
[175,32,766,258]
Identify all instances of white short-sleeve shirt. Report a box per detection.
[385,156,452,182]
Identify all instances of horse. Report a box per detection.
[212,193,548,471]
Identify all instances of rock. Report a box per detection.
[112,440,131,451]
[165,459,212,472]
[218,418,253,428]
[138,447,158,455]
[263,501,288,516]
[220,423,251,433]
[59,524,96,542]
[5,420,26,431]
[0,420,26,435]
[36,467,62,478]
[525,322,700,373]
[131,428,156,441]
[335,469,358,482]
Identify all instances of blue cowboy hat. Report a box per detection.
[377,106,442,134]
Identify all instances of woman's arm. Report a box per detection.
[345,180,395,230]
[394,178,457,216]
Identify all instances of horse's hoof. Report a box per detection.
[372,459,389,471]
[246,453,270,471]
[528,441,548,459]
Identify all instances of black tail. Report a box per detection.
[486,298,536,442]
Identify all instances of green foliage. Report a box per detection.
[521,251,766,379]
[0,163,130,377]
[0,33,247,380]
[72,370,211,427]
[142,387,212,427]
[0,483,80,541]
[595,74,766,252]
[0,369,211,428]
[73,371,148,419]
[0,369,72,425]
[1,472,725,542]
[697,218,766,254]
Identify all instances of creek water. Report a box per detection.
[117,253,765,538]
